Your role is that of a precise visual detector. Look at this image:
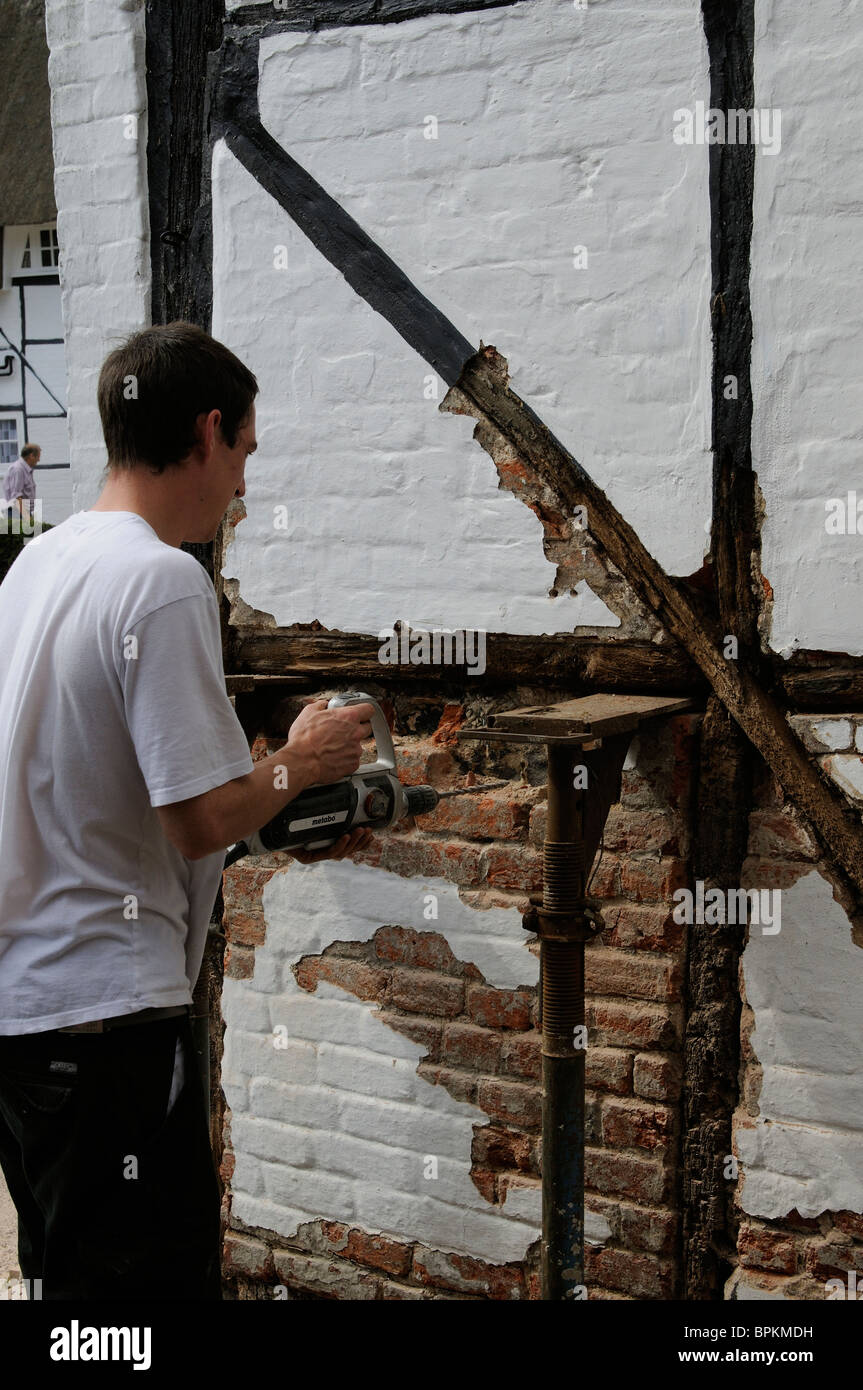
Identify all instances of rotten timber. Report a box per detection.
[229,628,704,692]
[443,344,863,906]
[683,0,757,1302]
[227,627,863,712]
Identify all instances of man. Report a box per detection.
[2,442,40,523]
[0,322,374,1300]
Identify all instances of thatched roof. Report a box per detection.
[0,0,57,227]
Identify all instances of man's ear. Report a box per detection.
[193,409,221,463]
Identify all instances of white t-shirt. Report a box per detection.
[0,509,254,1034]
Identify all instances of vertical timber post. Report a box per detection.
[540,744,588,1299]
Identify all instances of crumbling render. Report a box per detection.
[441,345,863,924]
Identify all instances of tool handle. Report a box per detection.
[327,691,396,775]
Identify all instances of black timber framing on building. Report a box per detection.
[683,0,757,1301]
[142,0,845,1302]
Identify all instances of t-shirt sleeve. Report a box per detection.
[120,591,254,807]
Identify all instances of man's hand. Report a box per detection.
[287,824,374,864]
[286,698,375,786]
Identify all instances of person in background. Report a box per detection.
[2,443,40,522]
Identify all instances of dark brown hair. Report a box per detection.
[97,322,258,472]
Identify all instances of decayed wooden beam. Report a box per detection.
[229,626,863,712]
[228,627,705,691]
[444,345,863,902]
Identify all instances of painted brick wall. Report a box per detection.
[44,0,150,507]
[753,0,863,654]
[220,707,699,1299]
[729,717,863,1300]
[214,0,712,634]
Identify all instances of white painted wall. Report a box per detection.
[222,860,544,1263]
[44,0,150,509]
[215,0,712,633]
[736,871,863,1219]
[753,0,863,655]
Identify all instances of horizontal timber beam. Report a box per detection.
[228,629,705,692]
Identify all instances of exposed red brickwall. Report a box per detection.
[219,707,701,1300]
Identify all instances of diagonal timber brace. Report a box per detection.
[442,346,863,910]
[211,31,863,910]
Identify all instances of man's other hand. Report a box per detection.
[287,825,374,864]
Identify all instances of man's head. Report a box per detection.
[96,322,259,540]
[21,444,41,468]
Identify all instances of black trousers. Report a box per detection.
[0,1011,222,1300]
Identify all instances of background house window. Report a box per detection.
[40,227,59,267]
[0,420,19,466]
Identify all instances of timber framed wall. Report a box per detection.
[44,0,863,1300]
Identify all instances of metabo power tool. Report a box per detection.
[224,691,506,866]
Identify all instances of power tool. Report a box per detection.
[224,691,506,866]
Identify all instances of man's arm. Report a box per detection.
[156,698,373,860]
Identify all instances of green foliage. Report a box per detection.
[0,522,53,585]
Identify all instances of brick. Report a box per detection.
[585,946,681,1002]
[379,1281,430,1300]
[432,703,466,745]
[394,743,458,785]
[223,1232,273,1282]
[477,1077,541,1130]
[273,1249,379,1300]
[478,843,543,893]
[291,1218,349,1258]
[411,1247,524,1299]
[294,955,388,1001]
[471,1167,497,1202]
[222,862,280,910]
[342,1228,413,1278]
[225,910,267,947]
[441,1021,502,1072]
[225,943,255,980]
[499,1031,541,1081]
[586,999,683,1050]
[600,902,683,952]
[528,801,546,848]
[603,808,684,855]
[802,1236,862,1282]
[738,1223,798,1276]
[586,1147,675,1205]
[834,1212,863,1241]
[587,1245,675,1299]
[377,1011,443,1059]
[585,1047,633,1095]
[601,1098,675,1155]
[471,1125,535,1174]
[589,1196,679,1256]
[633,1052,683,1102]
[588,855,622,896]
[388,967,464,1017]
[371,833,484,887]
[420,790,534,839]
[619,858,689,902]
[372,925,460,974]
[416,1061,477,1105]
[466,983,533,1030]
